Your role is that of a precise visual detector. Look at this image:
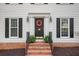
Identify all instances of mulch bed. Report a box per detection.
[0,48,25,56]
[0,47,79,56]
[53,47,79,56]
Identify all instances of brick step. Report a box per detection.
[28,47,51,50]
[29,43,49,46]
[28,46,50,48]
[27,52,51,55]
[27,53,52,56]
[35,41,44,43]
[27,54,51,56]
[28,45,50,47]
[28,46,50,49]
[26,42,52,55]
[29,42,49,44]
[27,50,51,53]
[27,51,51,55]
[27,54,51,55]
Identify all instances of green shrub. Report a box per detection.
[29,35,36,43]
[44,36,49,43]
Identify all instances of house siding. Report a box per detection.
[0,3,79,43]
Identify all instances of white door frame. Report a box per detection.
[28,13,51,37]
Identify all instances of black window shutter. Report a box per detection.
[56,18,60,38]
[26,32,30,43]
[5,18,9,38]
[19,18,22,38]
[70,18,74,38]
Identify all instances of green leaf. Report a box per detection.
[29,35,36,43]
[44,36,49,43]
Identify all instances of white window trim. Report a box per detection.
[60,18,70,38]
[9,18,19,38]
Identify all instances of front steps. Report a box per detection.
[36,36,43,39]
[26,39,52,56]
[35,39,44,43]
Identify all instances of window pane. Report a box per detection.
[11,19,17,27]
[11,28,17,36]
[61,18,68,26]
[61,28,68,36]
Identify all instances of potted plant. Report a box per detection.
[29,35,36,43]
[44,36,49,43]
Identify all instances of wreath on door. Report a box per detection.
[36,20,42,27]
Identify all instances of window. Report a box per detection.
[56,18,74,38]
[10,18,18,37]
[61,18,68,37]
[5,18,22,38]
[57,18,74,38]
